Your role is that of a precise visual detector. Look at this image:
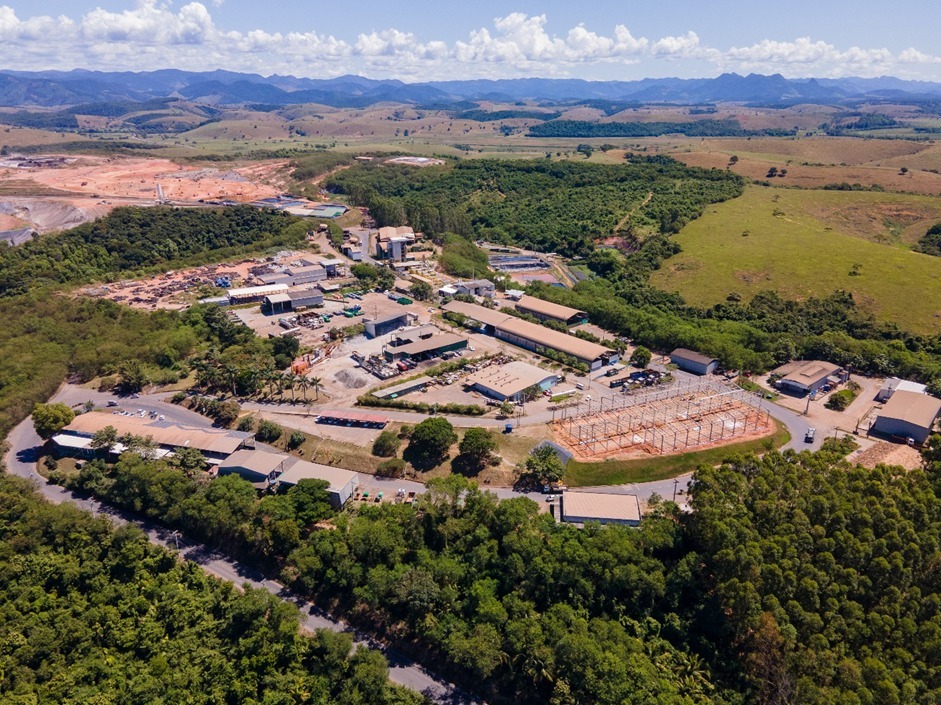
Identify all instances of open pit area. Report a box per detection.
[0,154,285,233]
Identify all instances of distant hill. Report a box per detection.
[4,68,941,109]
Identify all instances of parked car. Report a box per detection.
[545,494,557,503]
[107,400,118,407]
[805,428,816,443]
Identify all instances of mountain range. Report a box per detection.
[4,69,941,108]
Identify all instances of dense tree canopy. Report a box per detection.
[0,205,307,296]
[0,474,421,705]
[327,157,744,257]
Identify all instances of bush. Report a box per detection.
[376,457,406,477]
[256,420,283,442]
[237,416,255,432]
[825,389,856,411]
[287,430,306,449]
[372,430,401,457]
[630,346,652,368]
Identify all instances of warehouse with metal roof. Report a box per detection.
[442,300,617,370]
[467,360,559,401]
[515,295,588,325]
[871,390,941,444]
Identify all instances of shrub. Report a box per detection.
[256,420,283,442]
[376,457,406,477]
[372,430,401,457]
[287,430,306,449]
[825,389,856,411]
[237,416,255,432]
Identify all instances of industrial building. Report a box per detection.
[467,360,559,401]
[218,449,359,506]
[876,377,929,402]
[263,290,324,313]
[774,360,846,395]
[383,326,467,362]
[670,348,719,376]
[371,376,434,399]
[218,449,294,485]
[55,413,251,464]
[515,295,588,326]
[364,311,416,338]
[318,259,345,278]
[442,300,618,370]
[342,243,363,261]
[453,279,496,298]
[871,391,941,444]
[376,226,416,261]
[228,283,289,305]
[560,492,642,526]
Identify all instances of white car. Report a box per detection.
[545,494,557,502]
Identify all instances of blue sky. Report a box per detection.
[3,0,941,81]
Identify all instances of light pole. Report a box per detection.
[673,478,679,503]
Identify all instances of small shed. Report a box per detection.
[670,348,718,376]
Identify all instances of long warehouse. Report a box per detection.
[442,300,617,370]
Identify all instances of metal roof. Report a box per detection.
[366,311,412,326]
[561,492,641,523]
[442,300,611,363]
[219,449,295,476]
[878,390,941,428]
[670,348,718,366]
[775,360,841,386]
[278,459,358,492]
[316,409,389,424]
[228,283,289,298]
[515,295,586,322]
[64,412,249,455]
[372,376,434,399]
[468,361,557,397]
[265,293,291,304]
[392,332,466,357]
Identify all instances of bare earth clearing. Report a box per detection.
[0,155,285,231]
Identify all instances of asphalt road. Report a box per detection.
[3,405,484,705]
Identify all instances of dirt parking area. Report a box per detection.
[850,441,924,470]
[755,373,883,435]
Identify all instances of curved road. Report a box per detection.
[3,409,483,705]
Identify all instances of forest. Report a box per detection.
[0,473,421,705]
[0,205,306,296]
[326,156,744,257]
[45,435,941,705]
[527,119,795,138]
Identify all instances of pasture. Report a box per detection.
[650,185,941,333]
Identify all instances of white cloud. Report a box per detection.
[0,5,937,81]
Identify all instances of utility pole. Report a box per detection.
[673,478,679,503]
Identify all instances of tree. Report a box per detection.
[525,444,565,484]
[630,346,652,368]
[405,417,456,470]
[117,359,149,394]
[766,166,778,178]
[31,402,75,440]
[498,401,515,418]
[172,446,206,476]
[309,376,322,401]
[237,416,255,432]
[90,425,118,453]
[372,430,401,457]
[287,430,306,449]
[456,428,497,474]
[256,420,283,442]
[411,280,434,301]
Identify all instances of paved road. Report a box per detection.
[3,409,484,705]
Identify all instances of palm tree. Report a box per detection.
[288,374,298,403]
[309,376,322,401]
[298,375,309,402]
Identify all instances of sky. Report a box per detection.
[3,0,941,82]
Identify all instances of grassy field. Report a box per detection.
[564,419,790,487]
[650,185,941,333]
